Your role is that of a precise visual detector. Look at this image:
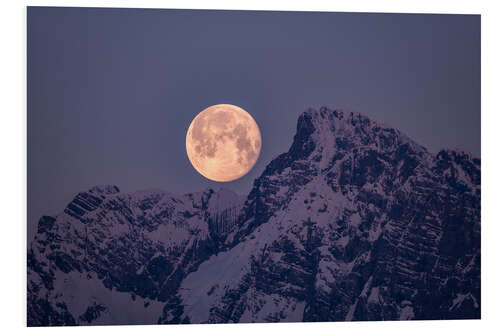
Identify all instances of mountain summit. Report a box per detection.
[28,107,480,326]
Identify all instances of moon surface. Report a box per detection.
[186,104,262,182]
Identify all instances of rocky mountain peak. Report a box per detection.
[236,107,439,246]
[63,185,119,223]
[302,107,429,161]
[88,185,120,195]
[265,107,430,179]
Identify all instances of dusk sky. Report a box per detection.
[27,7,480,240]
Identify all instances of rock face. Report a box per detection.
[27,107,480,326]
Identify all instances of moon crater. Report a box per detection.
[186,104,261,182]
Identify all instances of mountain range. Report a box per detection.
[27,107,481,326]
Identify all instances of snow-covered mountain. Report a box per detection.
[28,107,480,326]
[28,185,244,325]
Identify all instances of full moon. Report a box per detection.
[186,104,262,182]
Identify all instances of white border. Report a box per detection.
[2,0,499,332]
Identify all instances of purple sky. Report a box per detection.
[28,7,480,240]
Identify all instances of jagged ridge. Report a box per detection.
[28,107,480,326]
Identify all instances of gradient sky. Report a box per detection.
[27,7,480,240]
